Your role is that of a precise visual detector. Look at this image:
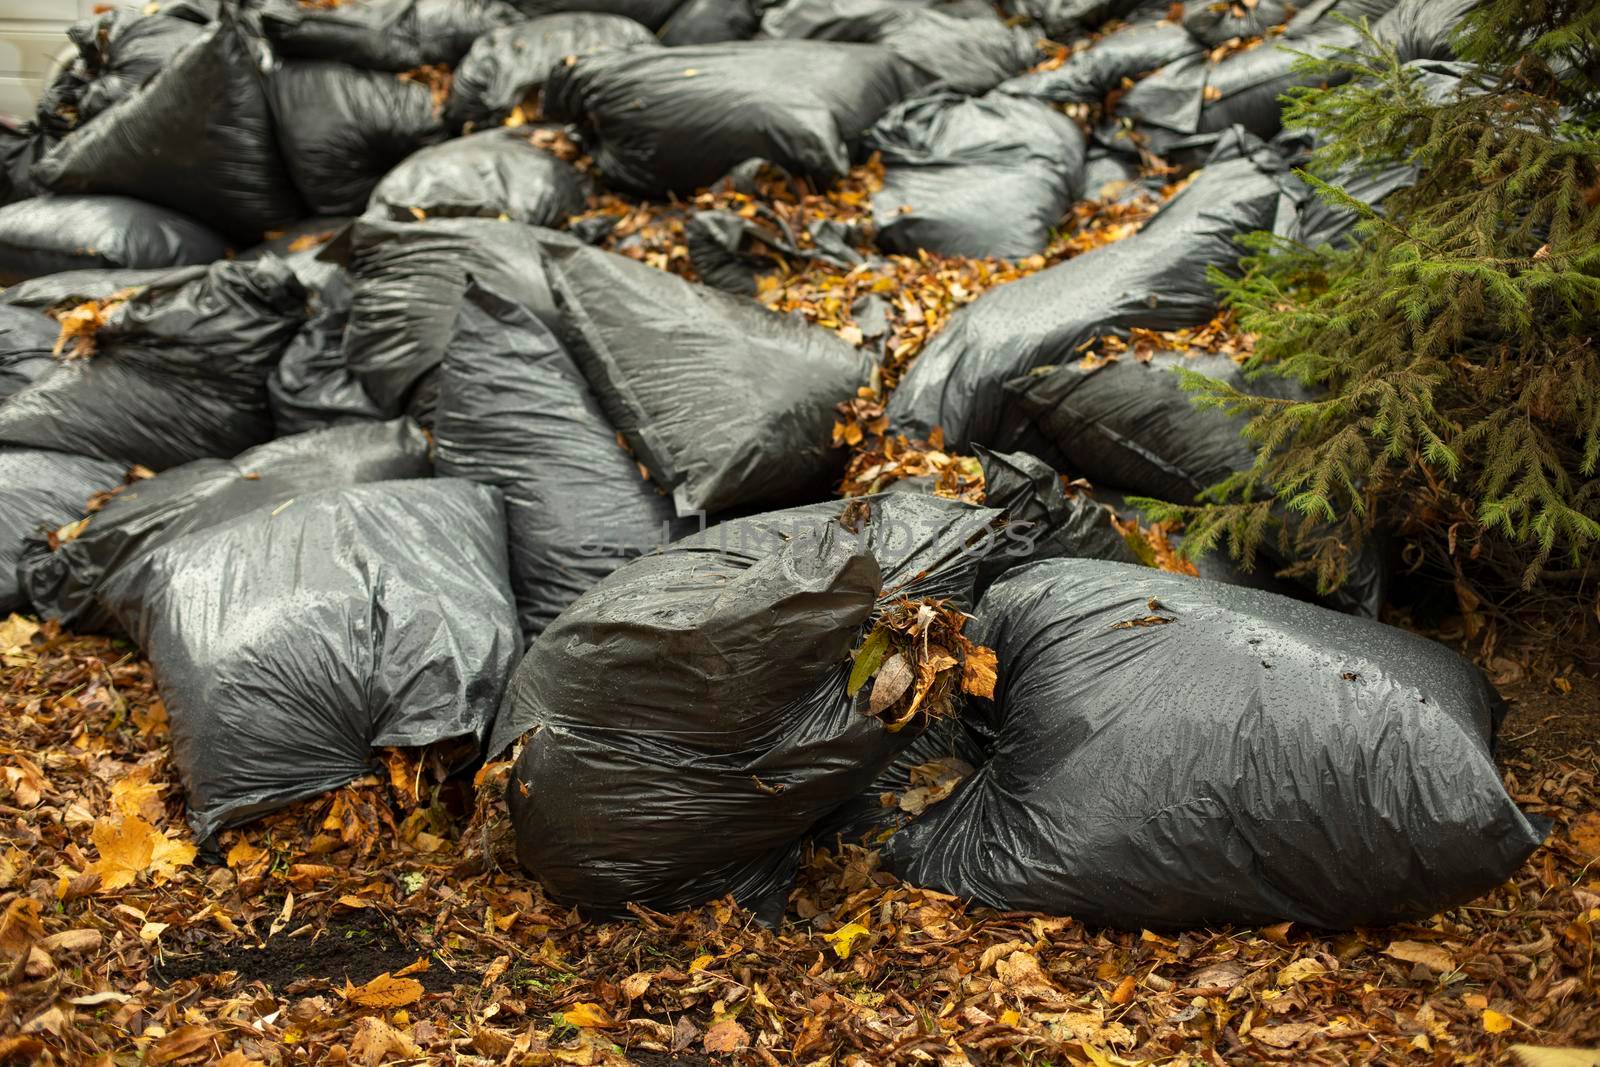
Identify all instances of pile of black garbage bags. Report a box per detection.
[0,0,1541,933]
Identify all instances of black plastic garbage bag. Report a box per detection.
[271,62,446,218]
[1002,351,1389,614]
[509,0,681,30]
[886,141,1301,449]
[996,18,1200,103]
[237,216,350,293]
[31,16,304,241]
[0,257,305,469]
[267,275,384,435]
[543,40,928,196]
[69,5,209,125]
[0,196,226,286]
[259,0,521,72]
[98,479,519,840]
[435,281,681,641]
[19,419,431,631]
[365,129,586,227]
[0,306,57,402]
[1182,0,1296,46]
[445,13,660,131]
[659,0,761,44]
[998,0,1147,36]
[884,558,1546,929]
[340,217,564,415]
[973,447,1138,581]
[0,448,125,614]
[1003,352,1310,506]
[1373,0,1481,63]
[685,207,869,296]
[543,240,874,515]
[497,492,1001,918]
[1117,19,1364,147]
[760,0,1036,95]
[867,91,1085,259]
[812,713,988,845]
[1,124,52,207]
[0,266,210,312]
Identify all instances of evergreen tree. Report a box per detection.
[1140,1,1600,640]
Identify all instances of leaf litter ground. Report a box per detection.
[0,622,1596,1065]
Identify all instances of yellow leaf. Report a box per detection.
[961,644,997,699]
[999,1009,1021,1027]
[1276,958,1329,986]
[89,816,195,891]
[341,972,425,1009]
[562,1002,614,1029]
[1483,1009,1514,1034]
[688,954,714,973]
[110,766,165,822]
[226,841,266,869]
[823,922,870,960]
[0,614,39,653]
[1510,1048,1600,1067]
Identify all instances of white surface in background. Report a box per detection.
[0,0,109,121]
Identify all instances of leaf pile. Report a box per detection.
[847,599,997,731]
[839,427,985,505]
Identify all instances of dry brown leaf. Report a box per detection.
[1384,939,1455,974]
[88,815,196,891]
[702,1019,749,1053]
[147,1024,219,1064]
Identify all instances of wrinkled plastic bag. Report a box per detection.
[1004,352,1310,506]
[1182,0,1296,46]
[19,419,430,631]
[996,17,1200,103]
[498,493,1000,917]
[998,0,1147,36]
[445,13,661,131]
[0,448,125,614]
[1003,351,1388,614]
[69,5,209,124]
[0,306,58,402]
[0,195,225,286]
[0,257,305,469]
[867,91,1085,259]
[659,0,761,44]
[0,266,210,313]
[435,281,681,641]
[509,0,682,30]
[887,140,1301,449]
[266,275,383,435]
[365,129,586,228]
[812,714,987,845]
[340,217,564,415]
[760,0,1036,95]
[32,16,304,241]
[98,479,519,841]
[543,240,874,515]
[270,62,447,218]
[1373,0,1481,63]
[259,0,520,71]
[544,40,927,196]
[685,206,868,295]
[884,558,1546,929]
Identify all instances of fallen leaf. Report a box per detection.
[823,921,870,959]
[89,815,196,891]
[960,643,997,699]
[563,1001,614,1029]
[1251,1022,1321,1048]
[1384,940,1455,974]
[1276,958,1329,985]
[868,653,914,715]
[703,1019,749,1053]
[147,1024,219,1064]
[226,840,267,868]
[1484,1009,1515,1033]
[341,972,424,1010]
[1569,813,1600,863]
